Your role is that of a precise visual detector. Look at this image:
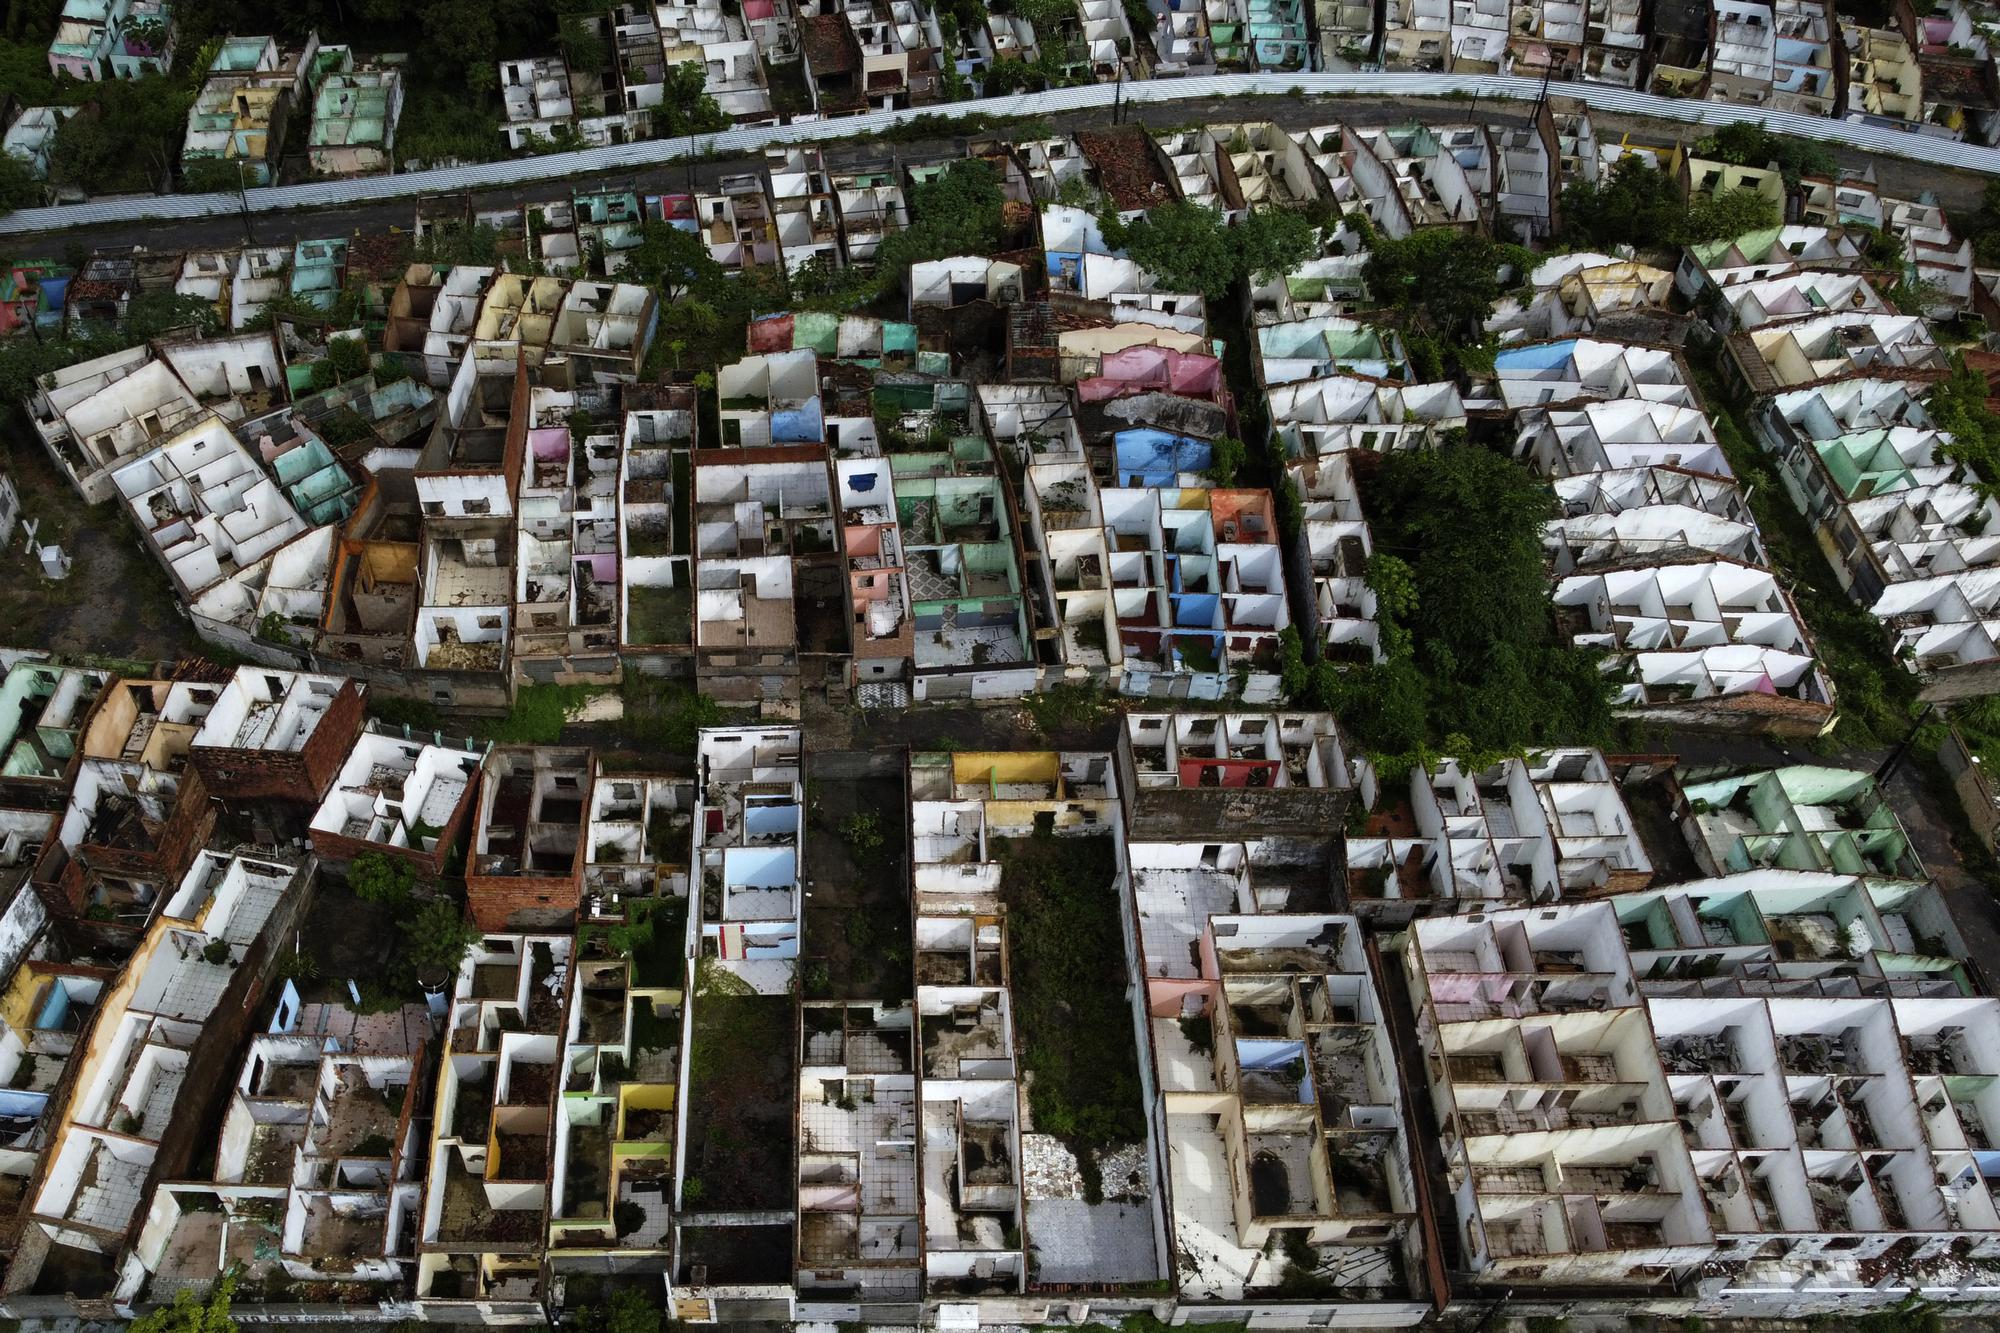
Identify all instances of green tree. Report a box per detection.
[310,334,372,389]
[659,298,721,368]
[130,1273,237,1333]
[1336,444,1613,757]
[1849,223,1906,269]
[559,16,609,74]
[656,62,729,138]
[872,159,1007,295]
[50,75,195,195]
[402,899,481,981]
[0,149,44,213]
[1205,435,1247,486]
[1113,201,1236,299]
[179,156,247,195]
[1680,187,1780,245]
[125,289,221,340]
[349,850,415,906]
[788,252,881,312]
[625,219,723,300]
[1235,207,1320,286]
[570,1288,663,1333]
[1927,352,2000,483]
[420,0,502,94]
[1693,121,1834,186]
[1363,228,1511,342]
[1559,155,1681,250]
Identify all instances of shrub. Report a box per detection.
[839,812,885,860]
[402,900,481,981]
[349,850,416,907]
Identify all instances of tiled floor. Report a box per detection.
[418,774,469,828]
[70,1139,149,1232]
[132,955,234,1021]
[905,548,955,602]
[1134,867,1240,977]
[798,1093,919,1218]
[845,1029,909,1075]
[1151,1016,1217,1093]
[137,1063,183,1139]
[615,1181,671,1247]
[1168,1118,1263,1300]
[219,874,285,945]
[1025,1197,1159,1283]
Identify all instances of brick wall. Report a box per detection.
[190,679,367,804]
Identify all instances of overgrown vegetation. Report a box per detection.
[875,159,1009,298]
[401,899,481,982]
[565,1287,664,1333]
[0,288,220,404]
[480,682,601,744]
[1692,121,1837,187]
[130,1271,237,1333]
[1687,344,1918,746]
[1925,353,2000,484]
[583,897,688,989]
[1561,156,1780,251]
[1100,202,1320,301]
[683,966,793,1208]
[996,826,1144,1201]
[618,677,727,755]
[838,811,885,862]
[1021,681,1114,737]
[348,850,416,907]
[1294,445,1613,770]
[1361,229,1533,378]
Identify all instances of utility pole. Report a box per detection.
[237,160,256,246]
[1875,702,1937,789]
[1112,60,1123,125]
[1531,61,1555,123]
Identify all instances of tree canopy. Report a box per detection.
[1693,121,1835,186]
[1360,228,1534,379]
[1559,156,1686,250]
[1104,202,1321,299]
[1560,156,1781,250]
[1297,445,1614,762]
[625,220,724,301]
[49,75,195,195]
[655,62,730,139]
[569,1288,665,1333]
[1683,187,1782,246]
[402,899,481,981]
[0,150,44,215]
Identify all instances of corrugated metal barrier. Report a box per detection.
[2,71,1993,236]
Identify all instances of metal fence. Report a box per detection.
[6,70,1999,236]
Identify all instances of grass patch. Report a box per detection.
[583,897,689,990]
[626,585,693,646]
[683,968,794,1209]
[995,827,1144,1198]
[671,451,693,556]
[619,676,728,754]
[1687,342,1919,748]
[479,683,602,745]
[1021,681,1113,736]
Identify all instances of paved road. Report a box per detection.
[14,93,1994,254]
